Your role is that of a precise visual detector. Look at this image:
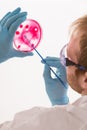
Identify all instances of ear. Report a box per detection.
[82,72,87,89]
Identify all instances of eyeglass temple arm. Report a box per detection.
[66,58,86,70]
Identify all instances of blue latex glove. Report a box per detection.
[42,56,69,105]
[0,7,33,63]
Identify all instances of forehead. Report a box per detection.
[67,35,81,63]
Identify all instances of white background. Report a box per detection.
[0,0,87,123]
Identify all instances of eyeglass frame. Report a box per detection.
[60,44,87,71]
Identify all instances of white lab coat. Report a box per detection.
[0,95,87,130]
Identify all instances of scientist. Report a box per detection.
[0,7,87,130]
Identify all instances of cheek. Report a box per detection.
[66,67,83,93]
[66,67,77,87]
[66,67,75,81]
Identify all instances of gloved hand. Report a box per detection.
[42,56,69,105]
[0,7,33,63]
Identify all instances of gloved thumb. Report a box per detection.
[43,63,52,81]
[10,49,34,58]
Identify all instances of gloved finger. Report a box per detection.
[0,7,21,26]
[0,12,11,26]
[10,7,21,15]
[43,64,52,81]
[42,56,61,68]
[11,49,34,57]
[9,16,26,35]
[0,24,2,32]
[4,12,27,29]
[42,56,60,62]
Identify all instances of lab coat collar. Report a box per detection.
[66,95,87,123]
[72,95,87,108]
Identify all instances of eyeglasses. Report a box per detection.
[60,44,87,71]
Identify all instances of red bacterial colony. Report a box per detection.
[16,31,20,35]
[13,19,42,52]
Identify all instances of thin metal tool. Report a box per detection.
[24,35,67,89]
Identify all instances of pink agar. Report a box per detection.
[13,19,42,52]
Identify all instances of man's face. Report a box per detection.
[66,35,83,93]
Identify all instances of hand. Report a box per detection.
[42,56,69,105]
[0,7,33,63]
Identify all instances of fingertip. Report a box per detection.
[15,7,21,12]
[41,59,46,64]
[41,60,43,63]
[12,7,21,14]
[17,7,21,10]
[21,12,28,16]
[28,52,34,56]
